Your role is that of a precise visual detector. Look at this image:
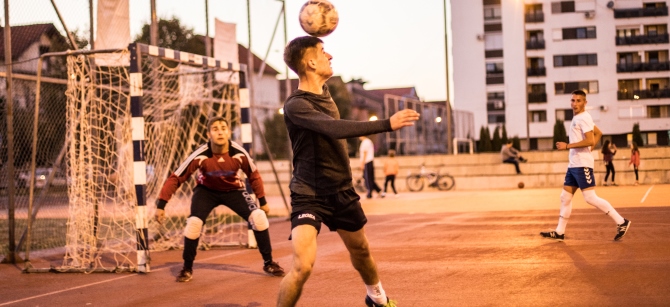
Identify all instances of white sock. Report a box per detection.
[555,190,573,234]
[365,281,387,305]
[582,190,625,225]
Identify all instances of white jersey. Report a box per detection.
[359,138,375,164]
[568,111,595,168]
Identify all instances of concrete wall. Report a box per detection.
[257,146,670,196]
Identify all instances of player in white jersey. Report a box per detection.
[540,90,631,241]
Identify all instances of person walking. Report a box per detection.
[540,90,630,242]
[359,136,384,199]
[629,142,641,185]
[277,36,419,307]
[382,150,399,197]
[601,140,617,186]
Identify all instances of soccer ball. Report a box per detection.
[518,182,525,189]
[299,0,339,37]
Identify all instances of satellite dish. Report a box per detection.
[607,1,614,9]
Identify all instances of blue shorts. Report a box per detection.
[564,167,596,189]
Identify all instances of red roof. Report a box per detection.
[0,23,63,61]
[237,44,279,76]
[365,87,418,100]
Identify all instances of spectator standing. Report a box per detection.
[382,150,399,197]
[601,140,617,186]
[629,142,640,185]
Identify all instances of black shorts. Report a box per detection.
[290,187,367,235]
[190,185,258,222]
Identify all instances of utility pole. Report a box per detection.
[150,0,158,46]
[3,0,16,264]
[443,0,453,154]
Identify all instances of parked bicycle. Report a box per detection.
[406,164,455,192]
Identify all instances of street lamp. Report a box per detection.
[435,116,443,123]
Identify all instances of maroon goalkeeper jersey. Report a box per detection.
[157,140,265,203]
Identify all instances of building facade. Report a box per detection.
[451,0,669,150]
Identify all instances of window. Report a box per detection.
[555,81,599,94]
[530,110,547,122]
[647,105,670,118]
[486,62,504,73]
[556,109,574,121]
[487,92,505,100]
[617,28,640,37]
[645,24,668,36]
[488,113,506,124]
[529,83,546,93]
[551,1,575,13]
[554,54,598,67]
[485,33,503,50]
[647,51,660,63]
[484,6,502,20]
[563,27,596,40]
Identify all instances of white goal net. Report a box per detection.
[56,45,250,273]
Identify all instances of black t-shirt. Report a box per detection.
[284,85,391,196]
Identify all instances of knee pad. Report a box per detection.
[248,209,269,231]
[183,216,204,240]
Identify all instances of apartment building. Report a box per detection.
[451,0,669,150]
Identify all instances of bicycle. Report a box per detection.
[406,164,455,192]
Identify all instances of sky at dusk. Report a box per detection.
[3,0,452,102]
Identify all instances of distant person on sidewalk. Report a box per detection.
[541,90,630,242]
[501,140,527,174]
[629,142,641,185]
[601,140,617,186]
[360,136,383,199]
[382,150,399,197]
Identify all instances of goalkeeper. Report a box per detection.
[155,116,285,282]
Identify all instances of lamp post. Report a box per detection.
[443,0,453,155]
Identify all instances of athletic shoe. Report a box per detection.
[176,269,193,282]
[540,231,565,241]
[365,296,397,307]
[381,192,387,198]
[614,219,631,241]
[263,261,285,277]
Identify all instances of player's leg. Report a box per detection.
[611,162,616,185]
[222,190,283,276]
[332,188,395,306]
[541,169,578,240]
[604,162,612,184]
[383,175,390,194]
[363,162,374,198]
[634,165,639,184]
[179,186,218,281]
[389,175,397,195]
[577,168,630,240]
[370,162,382,195]
[277,225,318,307]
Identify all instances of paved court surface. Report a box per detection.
[1,185,669,306]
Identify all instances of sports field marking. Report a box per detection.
[640,185,654,203]
[0,240,292,306]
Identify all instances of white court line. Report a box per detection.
[640,185,654,203]
[0,240,292,306]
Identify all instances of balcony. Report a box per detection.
[486,74,505,85]
[525,13,544,23]
[528,92,547,103]
[614,6,668,18]
[616,34,669,46]
[526,40,545,50]
[618,89,670,100]
[485,49,503,58]
[527,67,546,77]
[617,61,670,72]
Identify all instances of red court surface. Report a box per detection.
[1,185,669,306]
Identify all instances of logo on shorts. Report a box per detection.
[298,213,316,220]
[584,167,592,184]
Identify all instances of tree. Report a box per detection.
[632,122,644,147]
[478,126,492,152]
[553,120,568,145]
[135,17,204,55]
[491,126,502,151]
[501,124,508,145]
[512,136,521,151]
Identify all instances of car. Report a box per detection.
[18,167,68,189]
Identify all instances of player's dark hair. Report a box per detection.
[207,116,229,131]
[388,150,396,158]
[572,89,587,97]
[284,36,323,74]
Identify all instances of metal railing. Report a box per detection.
[615,34,669,46]
[614,6,668,18]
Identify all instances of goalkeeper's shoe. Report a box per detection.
[176,269,193,282]
[540,231,565,241]
[365,296,397,307]
[263,261,285,277]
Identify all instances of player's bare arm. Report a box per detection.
[389,109,420,130]
[592,125,603,151]
[556,131,595,150]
